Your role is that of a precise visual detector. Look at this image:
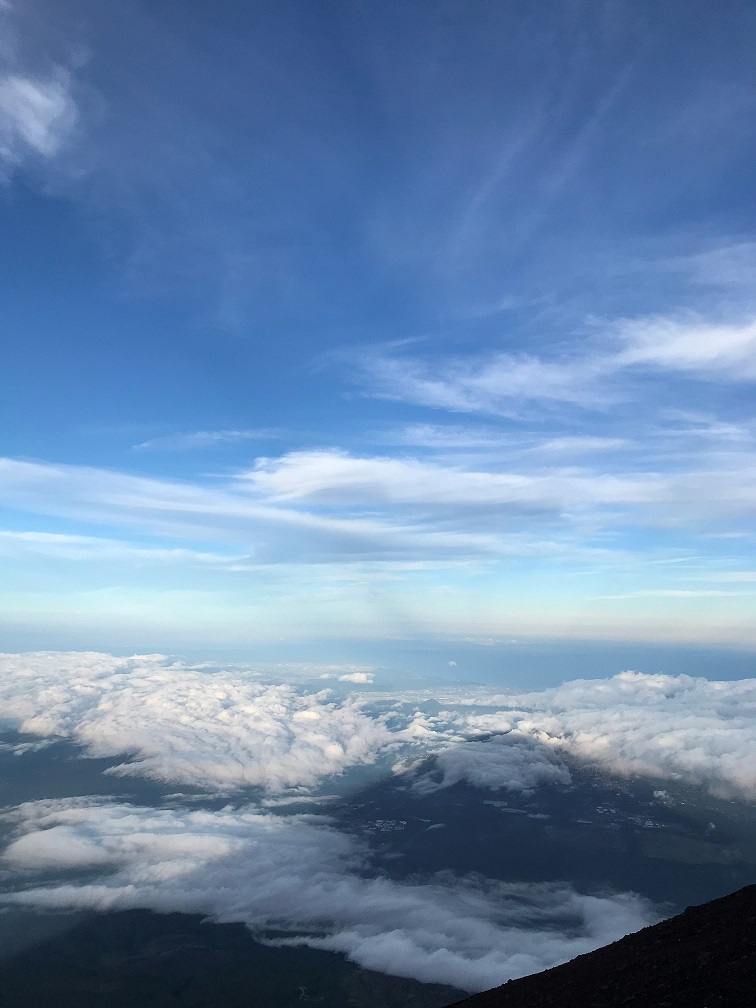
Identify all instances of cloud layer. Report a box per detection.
[0,652,753,802]
[0,652,392,792]
[0,798,656,992]
[456,671,756,801]
[0,652,751,991]
[408,733,572,795]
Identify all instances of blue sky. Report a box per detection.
[1,0,756,654]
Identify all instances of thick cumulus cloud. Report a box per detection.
[0,798,656,992]
[0,652,392,792]
[1,652,754,801]
[409,733,572,795]
[457,672,756,800]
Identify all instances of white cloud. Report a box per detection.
[1,451,755,595]
[133,429,280,451]
[0,70,77,175]
[526,436,630,456]
[0,657,751,994]
[0,529,246,567]
[0,456,498,563]
[379,426,631,458]
[409,734,571,795]
[665,242,756,289]
[0,798,656,992]
[241,449,756,533]
[0,71,75,155]
[358,350,612,414]
[351,313,756,425]
[378,424,511,449]
[2,652,753,803]
[616,317,756,378]
[656,410,754,444]
[457,672,756,801]
[0,652,393,792]
[3,823,113,870]
[242,449,660,510]
[338,671,374,684]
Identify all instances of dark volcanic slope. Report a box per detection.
[451,885,755,1008]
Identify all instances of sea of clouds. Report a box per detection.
[1,652,753,798]
[0,652,391,792]
[0,651,754,990]
[1,798,654,991]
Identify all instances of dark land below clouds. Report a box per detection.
[0,908,464,1008]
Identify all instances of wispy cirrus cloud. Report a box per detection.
[0,3,81,180]
[350,314,756,418]
[3,444,756,570]
[241,449,661,510]
[0,70,77,172]
[376,424,511,450]
[0,530,246,568]
[241,448,756,531]
[376,425,630,456]
[655,410,753,444]
[356,348,615,415]
[133,429,280,451]
[615,316,756,378]
[0,456,500,564]
[1,430,755,644]
[524,435,631,456]
[658,241,756,290]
